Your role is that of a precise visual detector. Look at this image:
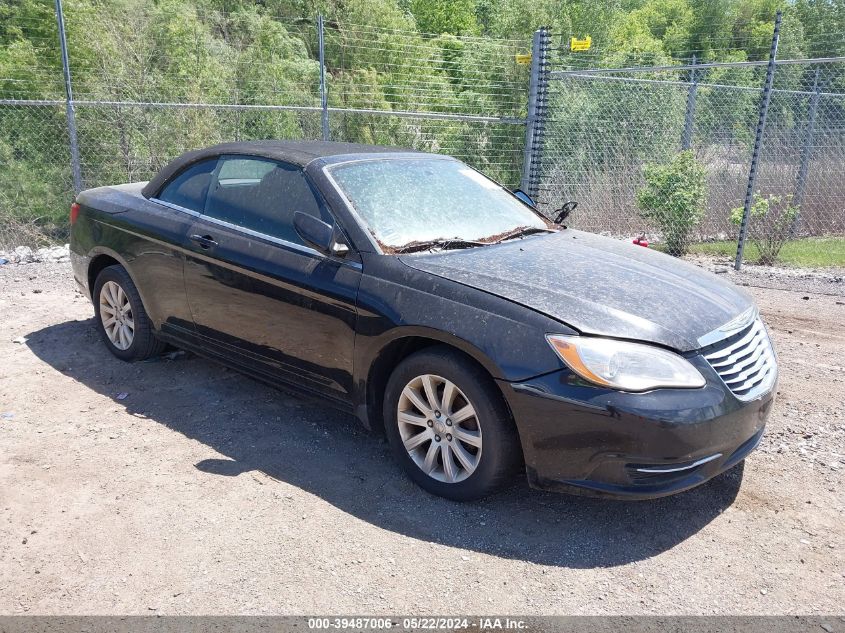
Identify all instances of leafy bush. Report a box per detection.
[636,150,707,257]
[730,192,799,266]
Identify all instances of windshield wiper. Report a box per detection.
[394,238,486,254]
[494,226,556,244]
[393,227,555,253]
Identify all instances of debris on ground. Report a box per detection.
[0,244,71,265]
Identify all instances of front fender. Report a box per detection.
[351,254,573,427]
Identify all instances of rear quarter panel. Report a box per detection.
[71,185,194,330]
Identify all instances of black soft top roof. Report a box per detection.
[141,140,423,198]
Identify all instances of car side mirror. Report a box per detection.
[293,212,349,257]
[553,200,578,224]
[513,189,536,208]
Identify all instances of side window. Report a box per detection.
[157,159,217,212]
[204,157,331,245]
[217,158,275,185]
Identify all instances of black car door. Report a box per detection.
[140,157,219,338]
[181,155,361,404]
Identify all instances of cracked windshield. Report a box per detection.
[328,158,549,250]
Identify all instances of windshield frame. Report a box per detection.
[320,155,553,255]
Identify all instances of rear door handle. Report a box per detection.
[190,234,218,249]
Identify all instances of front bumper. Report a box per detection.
[500,357,775,499]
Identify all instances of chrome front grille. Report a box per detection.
[702,317,777,401]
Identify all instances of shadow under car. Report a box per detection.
[25,317,746,569]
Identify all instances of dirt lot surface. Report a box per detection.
[1,261,843,615]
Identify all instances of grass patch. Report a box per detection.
[678,237,845,267]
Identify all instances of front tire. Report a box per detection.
[93,265,166,362]
[383,346,521,501]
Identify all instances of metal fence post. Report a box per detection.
[790,67,820,236]
[734,11,782,270]
[520,28,550,201]
[54,0,82,194]
[681,54,698,150]
[317,14,330,141]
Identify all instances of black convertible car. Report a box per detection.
[70,141,777,500]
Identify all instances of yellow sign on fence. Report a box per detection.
[570,36,592,51]
[515,53,532,65]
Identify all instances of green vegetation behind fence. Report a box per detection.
[1,0,843,268]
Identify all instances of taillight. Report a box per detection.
[70,202,80,225]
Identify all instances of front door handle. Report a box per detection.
[190,234,218,249]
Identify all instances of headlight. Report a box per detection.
[546,335,706,391]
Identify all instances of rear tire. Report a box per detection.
[93,265,166,362]
[383,346,521,501]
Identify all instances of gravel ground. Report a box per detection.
[687,255,845,297]
[0,260,843,615]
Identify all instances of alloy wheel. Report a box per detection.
[397,374,482,483]
[99,280,135,350]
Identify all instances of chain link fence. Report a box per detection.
[761,64,845,240]
[0,4,529,248]
[2,3,843,273]
[0,101,73,247]
[532,25,845,270]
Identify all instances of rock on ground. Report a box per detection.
[0,244,71,265]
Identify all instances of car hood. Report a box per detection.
[399,229,753,352]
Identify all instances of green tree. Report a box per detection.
[636,150,707,256]
[731,192,799,265]
[410,0,478,35]
[794,0,845,58]
[478,0,568,38]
